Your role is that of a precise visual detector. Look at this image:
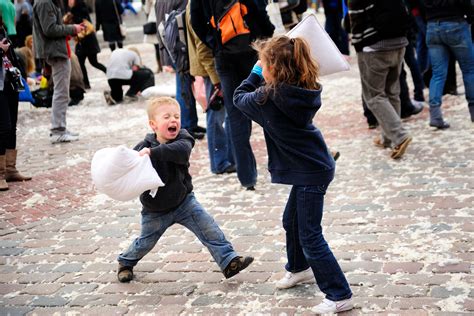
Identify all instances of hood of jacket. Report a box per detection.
[268,83,322,127]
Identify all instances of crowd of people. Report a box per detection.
[1,0,473,313]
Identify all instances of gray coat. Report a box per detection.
[32,0,76,59]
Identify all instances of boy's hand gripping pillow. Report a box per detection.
[91,145,165,201]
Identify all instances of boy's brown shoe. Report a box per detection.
[117,264,134,283]
[223,256,254,279]
[391,136,412,159]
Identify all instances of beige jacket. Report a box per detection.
[184,1,219,85]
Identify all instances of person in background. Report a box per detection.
[348,0,412,159]
[0,15,31,191]
[33,0,85,143]
[95,0,124,51]
[424,0,474,127]
[191,0,274,190]
[322,0,349,55]
[155,0,207,140]
[143,0,161,73]
[185,0,235,175]
[0,0,18,47]
[68,0,106,89]
[105,47,154,105]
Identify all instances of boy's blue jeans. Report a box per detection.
[118,193,238,271]
[283,185,352,302]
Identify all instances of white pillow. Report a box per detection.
[91,145,165,201]
[287,13,350,76]
[141,85,176,99]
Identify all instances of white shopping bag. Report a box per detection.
[287,13,350,76]
[91,145,164,201]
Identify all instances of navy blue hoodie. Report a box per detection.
[233,73,335,186]
[134,130,195,212]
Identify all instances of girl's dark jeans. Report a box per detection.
[283,184,352,302]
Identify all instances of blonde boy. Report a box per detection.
[117,97,253,282]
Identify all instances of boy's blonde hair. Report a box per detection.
[147,97,180,119]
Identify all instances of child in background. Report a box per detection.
[117,97,253,282]
[233,36,353,313]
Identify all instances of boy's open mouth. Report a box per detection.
[168,126,177,132]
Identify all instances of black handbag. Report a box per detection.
[143,22,157,35]
[32,88,53,108]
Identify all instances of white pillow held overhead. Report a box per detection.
[286,13,350,76]
[91,145,165,201]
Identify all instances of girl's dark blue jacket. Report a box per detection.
[234,73,335,186]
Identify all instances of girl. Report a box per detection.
[233,35,353,314]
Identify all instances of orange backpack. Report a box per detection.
[210,0,251,47]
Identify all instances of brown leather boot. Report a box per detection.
[0,155,8,191]
[5,149,32,182]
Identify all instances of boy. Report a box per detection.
[117,97,253,282]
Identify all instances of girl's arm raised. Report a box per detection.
[233,70,266,126]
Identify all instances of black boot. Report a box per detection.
[429,106,450,129]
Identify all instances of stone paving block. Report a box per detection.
[372,284,427,297]
[56,272,102,283]
[191,294,225,306]
[141,304,184,315]
[147,283,196,296]
[340,261,383,273]
[51,245,99,255]
[119,295,162,306]
[17,273,64,284]
[69,294,127,307]
[136,271,184,284]
[390,297,442,310]
[30,296,69,307]
[181,272,223,283]
[21,284,62,295]
[99,283,148,294]
[429,262,471,273]
[0,284,25,295]
[55,284,99,296]
[382,262,424,274]
[430,286,466,298]
[0,307,33,316]
[52,263,84,273]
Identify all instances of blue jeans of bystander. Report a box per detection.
[427,20,474,109]
[204,77,234,174]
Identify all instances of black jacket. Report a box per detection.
[71,0,100,54]
[348,0,409,52]
[134,130,195,212]
[424,0,467,21]
[190,0,274,55]
[234,73,335,186]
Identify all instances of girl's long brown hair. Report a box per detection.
[253,35,321,93]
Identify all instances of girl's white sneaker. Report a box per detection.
[312,297,354,314]
[275,267,314,289]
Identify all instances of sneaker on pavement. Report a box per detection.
[50,131,79,144]
[312,297,354,314]
[276,267,314,289]
[104,91,117,106]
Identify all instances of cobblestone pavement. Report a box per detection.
[1,38,473,315]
